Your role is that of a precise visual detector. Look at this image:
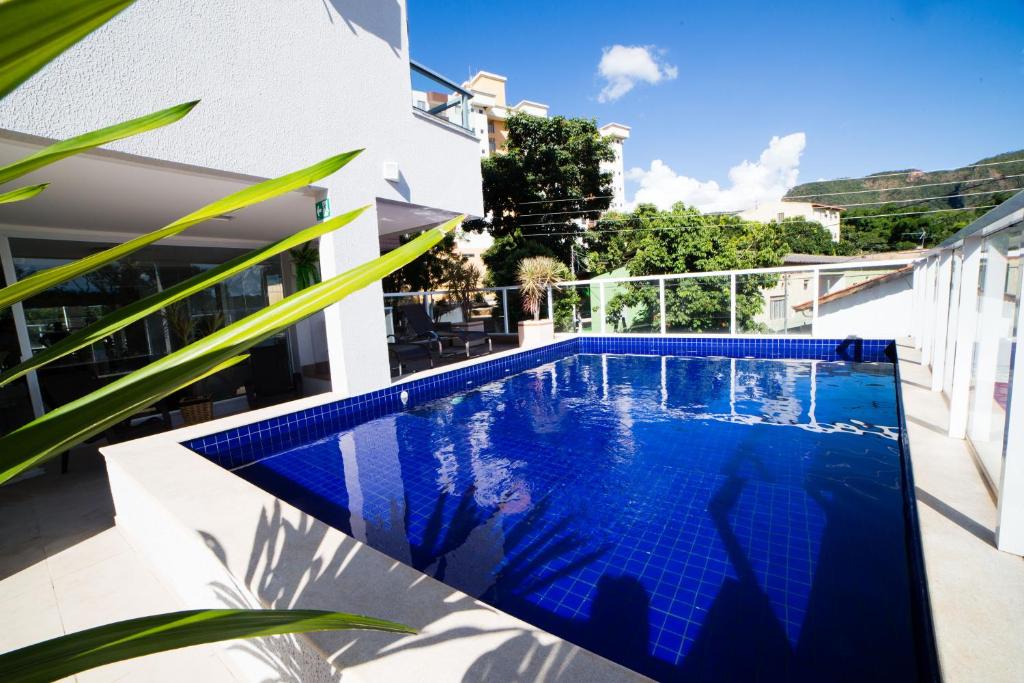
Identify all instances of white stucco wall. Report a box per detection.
[0,0,482,396]
[739,201,841,241]
[813,274,915,339]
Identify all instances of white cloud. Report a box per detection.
[597,45,678,103]
[626,133,807,213]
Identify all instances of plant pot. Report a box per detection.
[518,318,554,348]
[179,396,213,425]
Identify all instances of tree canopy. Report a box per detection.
[584,203,787,332]
[468,113,616,281]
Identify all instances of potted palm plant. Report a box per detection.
[163,303,223,424]
[517,256,568,347]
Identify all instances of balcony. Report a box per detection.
[410,60,473,133]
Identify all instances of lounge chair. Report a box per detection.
[387,335,436,376]
[398,304,492,358]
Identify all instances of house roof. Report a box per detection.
[783,250,922,265]
[792,266,913,312]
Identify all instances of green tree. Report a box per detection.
[775,218,855,255]
[585,203,786,332]
[839,198,1010,252]
[467,113,616,281]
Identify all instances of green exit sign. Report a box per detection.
[315,198,331,220]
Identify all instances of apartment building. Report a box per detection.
[739,200,844,241]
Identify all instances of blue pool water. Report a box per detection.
[193,351,927,680]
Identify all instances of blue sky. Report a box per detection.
[408,0,1024,210]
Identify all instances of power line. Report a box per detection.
[785,173,1024,199]
[832,186,1022,208]
[515,186,1019,218]
[518,207,616,218]
[510,158,1024,210]
[516,195,612,206]
[517,205,997,237]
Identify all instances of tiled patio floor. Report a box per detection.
[0,448,238,682]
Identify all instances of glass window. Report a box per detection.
[967,224,1023,485]
[770,296,786,320]
[0,260,36,436]
[9,238,288,409]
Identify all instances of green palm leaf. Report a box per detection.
[0,150,362,313]
[0,608,414,683]
[0,101,198,186]
[0,0,136,101]
[0,216,461,483]
[0,206,368,388]
[0,183,48,204]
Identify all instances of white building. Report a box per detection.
[0,0,483,428]
[739,200,844,241]
[598,123,630,211]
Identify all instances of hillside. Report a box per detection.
[784,149,1024,209]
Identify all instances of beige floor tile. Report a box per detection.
[51,552,182,634]
[0,580,64,652]
[45,528,133,581]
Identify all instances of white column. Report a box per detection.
[996,269,1024,555]
[319,200,392,397]
[948,237,983,438]
[921,256,938,366]
[929,252,953,391]
[0,235,44,418]
[912,264,925,350]
[969,241,1007,441]
[546,285,553,323]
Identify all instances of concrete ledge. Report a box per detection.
[101,432,642,681]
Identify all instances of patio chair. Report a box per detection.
[398,303,492,358]
[387,335,436,376]
[245,340,303,409]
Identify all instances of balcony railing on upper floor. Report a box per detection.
[410,60,472,133]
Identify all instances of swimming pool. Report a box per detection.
[187,338,936,681]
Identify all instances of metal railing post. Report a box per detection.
[502,288,509,334]
[811,267,820,336]
[547,285,554,323]
[729,273,737,335]
[599,282,607,334]
[659,278,667,334]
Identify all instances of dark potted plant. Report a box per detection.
[163,303,223,424]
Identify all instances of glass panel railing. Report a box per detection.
[383,294,427,340]
[410,61,471,131]
[815,265,911,339]
[603,278,660,333]
[665,276,731,334]
[737,271,814,334]
[553,283,595,333]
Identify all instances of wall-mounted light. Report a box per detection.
[382,162,400,183]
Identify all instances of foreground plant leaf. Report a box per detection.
[0,0,135,100]
[0,149,362,312]
[0,608,414,683]
[0,101,198,186]
[0,183,48,204]
[0,206,368,388]
[0,216,461,483]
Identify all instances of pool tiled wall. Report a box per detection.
[186,336,895,469]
